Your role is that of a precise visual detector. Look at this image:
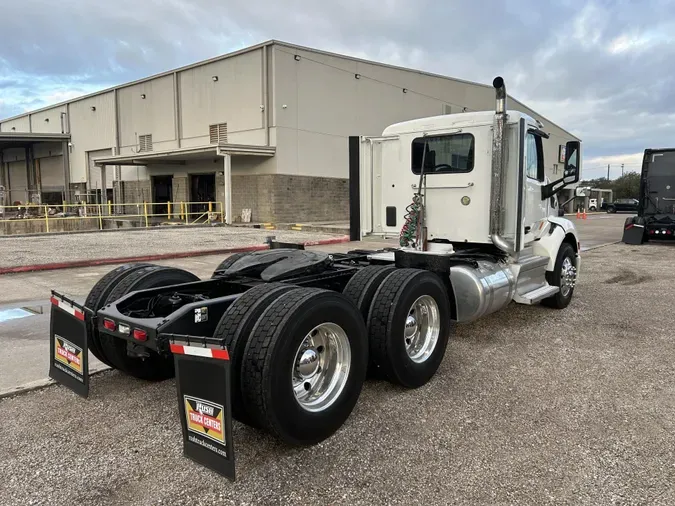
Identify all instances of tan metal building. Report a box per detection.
[0,40,579,223]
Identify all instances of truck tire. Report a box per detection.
[241,288,368,445]
[211,252,250,278]
[367,269,451,388]
[607,206,616,213]
[342,265,397,321]
[542,242,577,309]
[99,266,200,380]
[84,263,154,368]
[212,282,300,426]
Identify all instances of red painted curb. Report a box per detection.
[0,235,352,275]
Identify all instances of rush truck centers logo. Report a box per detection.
[54,335,83,374]
[184,395,225,444]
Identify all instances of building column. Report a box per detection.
[222,154,232,225]
[100,165,107,208]
[62,140,71,203]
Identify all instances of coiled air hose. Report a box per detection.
[399,193,423,248]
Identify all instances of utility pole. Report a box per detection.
[621,163,624,177]
[607,164,610,181]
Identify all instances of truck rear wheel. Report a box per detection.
[542,243,577,309]
[240,288,368,445]
[100,266,200,380]
[211,252,250,278]
[368,269,451,388]
[212,282,300,426]
[342,265,397,321]
[84,263,154,368]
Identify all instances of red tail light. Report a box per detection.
[133,329,148,341]
[103,319,116,331]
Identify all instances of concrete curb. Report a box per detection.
[0,365,110,400]
[0,235,352,275]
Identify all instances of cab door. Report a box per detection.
[522,129,548,245]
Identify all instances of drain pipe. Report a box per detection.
[489,76,515,255]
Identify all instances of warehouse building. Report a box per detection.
[0,40,579,224]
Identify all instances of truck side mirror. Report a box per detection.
[563,141,580,184]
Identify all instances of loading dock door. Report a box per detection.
[8,161,28,204]
[152,176,173,217]
[190,174,215,214]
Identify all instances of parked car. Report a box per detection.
[606,198,639,213]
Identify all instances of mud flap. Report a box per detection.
[622,221,646,245]
[49,291,90,398]
[168,334,235,481]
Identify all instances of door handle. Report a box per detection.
[411,182,474,190]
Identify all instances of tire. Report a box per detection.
[99,266,200,380]
[607,206,616,213]
[589,206,596,212]
[542,243,577,309]
[368,269,451,388]
[84,263,154,367]
[211,252,250,278]
[212,282,300,426]
[342,265,397,321]
[241,288,368,445]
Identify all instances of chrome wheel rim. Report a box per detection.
[292,323,351,413]
[560,257,577,297]
[404,295,440,363]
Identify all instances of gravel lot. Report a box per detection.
[2,241,674,505]
[0,226,340,268]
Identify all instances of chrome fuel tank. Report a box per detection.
[450,261,516,323]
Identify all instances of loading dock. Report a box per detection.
[94,144,275,224]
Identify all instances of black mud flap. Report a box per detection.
[168,334,235,481]
[49,291,91,398]
[622,221,646,245]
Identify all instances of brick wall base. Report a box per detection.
[230,174,348,223]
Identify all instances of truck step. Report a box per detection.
[514,284,559,305]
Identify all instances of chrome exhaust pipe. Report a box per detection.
[490,76,514,254]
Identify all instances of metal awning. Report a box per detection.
[0,132,70,150]
[94,144,275,167]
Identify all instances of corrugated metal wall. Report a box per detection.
[68,92,116,184]
[0,116,30,133]
[272,45,576,180]
[179,49,265,148]
[31,106,67,134]
[117,75,177,154]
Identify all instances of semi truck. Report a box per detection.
[622,148,675,244]
[49,77,581,477]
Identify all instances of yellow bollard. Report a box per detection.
[44,205,49,233]
[98,204,103,230]
[144,202,149,228]
[108,200,112,216]
[180,202,184,220]
[167,201,172,220]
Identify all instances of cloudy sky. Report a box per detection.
[1,0,673,178]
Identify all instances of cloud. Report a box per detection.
[1,0,675,170]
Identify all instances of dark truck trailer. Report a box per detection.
[622,148,675,244]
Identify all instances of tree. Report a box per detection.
[578,172,640,199]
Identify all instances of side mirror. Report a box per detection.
[563,141,580,184]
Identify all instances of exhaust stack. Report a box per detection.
[489,76,514,254]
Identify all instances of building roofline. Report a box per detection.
[0,38,579,140]
[0,40,277,123]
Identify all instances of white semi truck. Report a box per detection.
[49,77,581,477]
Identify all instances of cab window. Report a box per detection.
[526,132,545,181]
[412,133,475,174]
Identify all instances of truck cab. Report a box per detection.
[358,77,581,319]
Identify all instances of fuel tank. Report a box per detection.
[450,261,516,323]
